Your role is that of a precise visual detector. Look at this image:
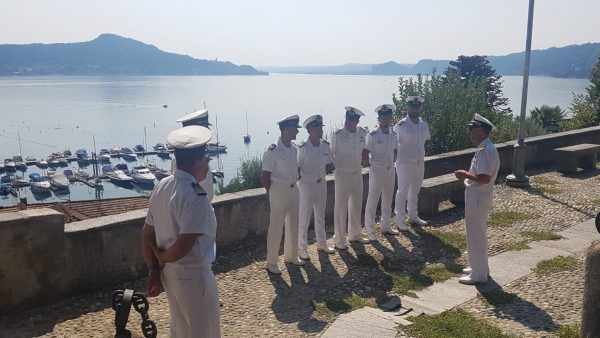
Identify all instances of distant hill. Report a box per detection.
[259,43,600,78]
[0,34,267,76]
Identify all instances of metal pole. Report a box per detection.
[507,0,534,187]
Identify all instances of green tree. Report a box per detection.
[444,55,512,115]
[216,156,262,194]
[529,105,565,132]
[563,55,600,130]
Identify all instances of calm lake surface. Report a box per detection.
[0,74,590,206]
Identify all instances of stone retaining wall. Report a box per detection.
[1,125,599,313]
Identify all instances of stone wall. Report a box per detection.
[1,125,599,313]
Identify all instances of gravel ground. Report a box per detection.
[0,165,598,338]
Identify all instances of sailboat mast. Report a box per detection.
[144,127,147,155]
[245,109,249,134]
[215,115,219,144]
[18,132,22,156]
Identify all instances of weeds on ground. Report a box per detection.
[390,264,457,298]
[534,256,580,275]
[552,324,581,338]
[312,294,376,318]
[429,230,467,252]
[520,230,562,241]
[404,308,513,338]
[530,176,560,186]
[488,211,538,227]
[477,289,519,306]
[530,176,562,194]
[497,241,530,251]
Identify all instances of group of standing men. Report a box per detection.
[260,96,433,275]
[138,97,500,337]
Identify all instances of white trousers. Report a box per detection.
[161,264,221,338]
[267,183,300,265]
[465,189,493,281]
[365,165,396,235]
[394,160,425,220]
[333,171,364,246]
[298,180,328,250]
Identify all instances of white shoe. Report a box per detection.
[299,249,310,261]
[335,244,348,251]
[462,267,472,274]
[382,228,400,236]
[367,233,378,242]
[408,217,429,226]
[317,245,336,254]
[397,223,409,231]
[266,264,282,275]
[458,275,486,285]
[284,257,305,266]
[349,236,371,244]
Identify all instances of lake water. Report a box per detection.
[0,74,590,206]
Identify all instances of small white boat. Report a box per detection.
[154,168,172,180]
[131,166,156,184]
[50,172,70,190]
[108,170,133,182]
[4,159,16,170]
[36,159,48,168]
[99,154,112,162]
[207,142,227,153]
[29,173,51,191]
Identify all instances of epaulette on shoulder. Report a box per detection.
[369,129,377,135]
[477,143,486,151]
[298,141,305,148]
[396,120,405,126]
[335,128,343,134]
[267,144,276,151]
[191,182,207,196]
[391,130,397,134]
[322,139,330,145]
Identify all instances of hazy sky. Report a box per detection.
[1,0,599,66]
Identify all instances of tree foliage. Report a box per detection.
[563,55,600,130]
[444,55,512,115]
[529,105,565,132]
[216,156,262,194]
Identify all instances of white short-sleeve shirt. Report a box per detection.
[465,138,500,192]
[262,138,299,186]
[366,127,397,167]
[171,157,214,202]
[297,139,333,182]
[393,117,431,163]
[330,127,367,174]
[145,169,217,265]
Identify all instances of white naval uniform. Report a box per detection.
[393,117,430,220]
[297,139,333,251]
[262,138,300,266]
[464,138,499,282]
[330,127,367,246]
[364,127,398,235]
[145,169,220,338]
[172,157,214,202]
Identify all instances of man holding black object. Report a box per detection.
[454,114,500,285]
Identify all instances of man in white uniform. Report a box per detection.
[363,104,400,241]
[393,96,431,230]
[454,114,499,285]
[330,106,370,249]
[261,115,305,274]
[141,125,220,338]
[172,109,215,202]
[297,115,336,260]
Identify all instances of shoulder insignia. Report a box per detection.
[298,141,305,148]
[191,182,207,196]
[267,144,276,151]
[335,128,343,134]
[322,139,330,145]
[359,127,366,132]
[397,120,405,126]
[477,143,486,151]
[391,130,397,134]
[369,129,377,135]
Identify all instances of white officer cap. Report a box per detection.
[406,96,425,107]
[374,104,395,116]
[303,115,324,129]
[277,114,302,128]
[175,109,212,126]
[166,125,212,149]
[344,106,364,120]
[468,113,496,131]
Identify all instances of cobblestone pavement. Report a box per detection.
[0,165,598,337]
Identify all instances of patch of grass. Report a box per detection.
[477,289,519,306]
[429,230,467,252]
[534,256,580,275]
[404,308,512,338]
[355,252,382,267]
[498,241,530,251]
[531,185,562,194]
[312,294,376,317]
[488,211,538,227]
[531,176,560,186]
[390,264,456,297]
[591,199,600,205]
[520,230,562,241]
[552,324,581,338]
